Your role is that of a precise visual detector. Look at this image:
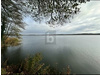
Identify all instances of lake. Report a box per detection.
[1,35,100,74]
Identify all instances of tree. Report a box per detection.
[22,0,90,25]
[1,0,25,42]
[1,0,90,41]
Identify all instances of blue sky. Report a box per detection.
[22,1,100,34]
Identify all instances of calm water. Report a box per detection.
[1,35,100,74]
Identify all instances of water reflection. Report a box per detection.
[2,35,100,74]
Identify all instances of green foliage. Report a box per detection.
[1,37,21,49]
[1,68,6,74]
[5,37,21,46]
[1,53,71,74]
[23,53,50,74]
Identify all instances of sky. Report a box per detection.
[22,1,100,34]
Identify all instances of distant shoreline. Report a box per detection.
[21,33,100,36]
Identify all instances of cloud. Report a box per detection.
[22,1,100,34]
